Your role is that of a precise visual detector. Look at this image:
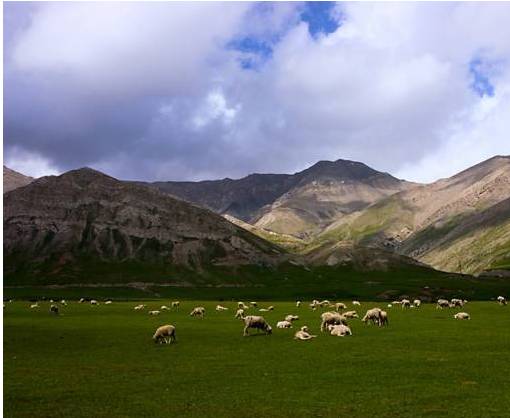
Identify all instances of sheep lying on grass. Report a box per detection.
[277,320,292,329]
[216,305,229,311]
[134,304,146,311]
[454,312,470,320]
[285,315,299,322]
[190,307,205,318]
[243,316,272,336]
[329,324,352,337]
[149,310,160,316]
[30,303,39,309]
[343,311,358,319]
[153,325,176,344]
[320,312,347,332]
[352,301,361,306]
[294,326,316,341]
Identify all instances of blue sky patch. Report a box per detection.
[300,1,340,37]
[469,57,495,97]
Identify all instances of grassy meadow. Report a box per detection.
[4,299,510,417]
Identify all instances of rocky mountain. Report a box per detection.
[3,168,285,284]
[146,159,414,238]
[313,156,510,274]
[3,166,33,193]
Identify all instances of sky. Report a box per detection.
[4,2,510,183]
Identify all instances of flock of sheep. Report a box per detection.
[10,295,508,345]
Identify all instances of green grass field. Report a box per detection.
[4,299,510,417]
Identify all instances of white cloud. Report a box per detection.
[5,147,60,178]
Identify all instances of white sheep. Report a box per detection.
[104,300,112,305]
[238,301,250,310]
[79,298,85,303]
[243,316,272,336]
[387,304,393,308]
[296,301,301,308]
[134,304,146,311]
[352,301,361,306]
[215,305,229,311]
[436,299,450,309]
[60,300,68,306]
[454,312,470,320]
[334,302,347,311]
[362,308,382,326]
[153,325,176,344]
[277,320,293,329]
[171,301,180,309]
[329,324,352,337]
[320,311,347,332]
[149,310,161,316]
[250,302,258,307]
[234,308,245,319]
[190,307,205,318]
[413,299,421,307]
[343,310,358,319]
[497,296,507,306]
[401,299,411,309]
[450,298,464,308]
[30,303,39,309]
[259,308,269,312]
[160,305,169,310]
[379,310,389,326]
[90,300,98,305]
[285,314,299,322]
[294,326,317,340]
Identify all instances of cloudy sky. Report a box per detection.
[4,2,510,183]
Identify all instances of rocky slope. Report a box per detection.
[313,156,510,273]
[4,168,285,283]
[147,159,414,238]
[3,166,33,193]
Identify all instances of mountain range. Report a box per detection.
[4,156,510,280]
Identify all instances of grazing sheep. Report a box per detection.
[153,325,176,344]
[296,301,301,308]
[401,299,411,309]
[362,308,382,326]
[50,304,59,315]
[267,305,275,311]
[294,326,317,340]
[190,307,205,318]
[104,300,112,305]
[343,310,358,319]
[379,310,389,326]
[497,296,507,306]
[259,308,269,312]
[413,299,421,307]
[243,316,272,336]
[160,305,169,310]
[334,302,347,311]
[329,324,352,337]
[90,300,98,305]
[171,301,180,309]
[216,305,229,311]
[277,320,293,329]
[436,299,450,309]
[30,303,39,309]
[149,310,161,316]
[60,300,68,306]
[235,308,245,319]
[320,311,347,332]
[319,300,330,307]
[250,302,258,307]
[454,312,470,320]
[352,301,361,306]
[310,300,320,310]
[134,304,146,311]
[285,315,299,322]
[450,298,464,308]
[79,298,85,303]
